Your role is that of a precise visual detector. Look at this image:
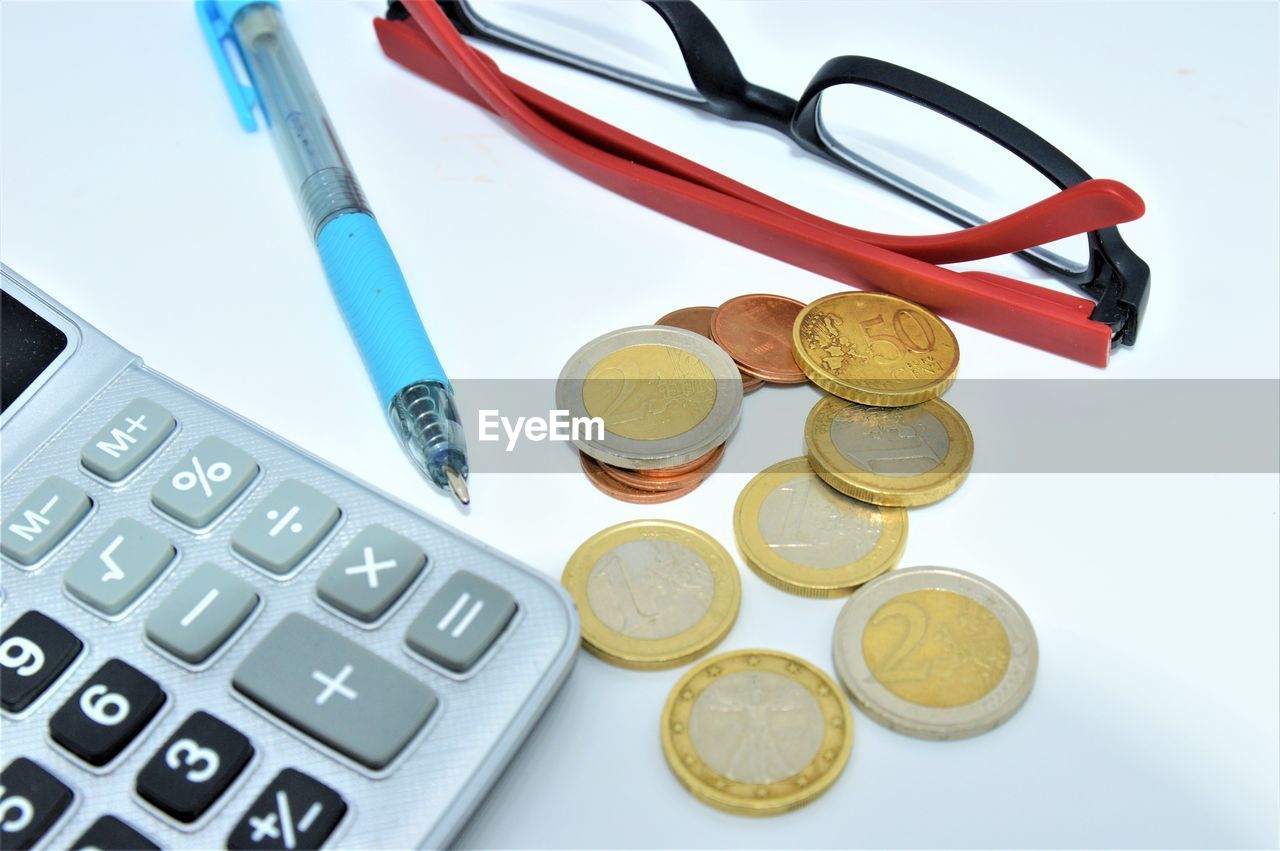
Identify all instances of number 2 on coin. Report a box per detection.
[867,600,930,683]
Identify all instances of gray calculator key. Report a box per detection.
[63,519,175,616]
[152,437,258,528]
[146,563,259,664]
[1,476,92,566]
[406,571,517,672]
[316,525,427,623]
[231,479,340,575]
[80,398,176,482]
[233,613,436,770]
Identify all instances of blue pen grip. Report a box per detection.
[316,213,447,407]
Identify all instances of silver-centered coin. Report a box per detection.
[832,566,1037,740]
[556,325,743,469]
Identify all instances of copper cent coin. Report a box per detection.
[601,445,725,491]
[633,445,726,479]
[657,306,717,339]
[580,453,703,503]
[659,306,768,392]
[711,294,808,384]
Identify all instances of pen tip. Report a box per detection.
[444,466,470,506]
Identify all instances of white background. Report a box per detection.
[2,1,1278,848]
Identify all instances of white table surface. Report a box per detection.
[2,1,1277,848]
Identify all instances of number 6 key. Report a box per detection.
[49,658,166,767]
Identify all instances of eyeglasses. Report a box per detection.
[433,0,1149,349]
[377,1,1148,365]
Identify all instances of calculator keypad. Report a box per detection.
[0,611,82,714]
[231,479,339,576]
[151,437,258,529]
[70,815,160,850]
[227,768,347,851]
[233,614,437,771]
[146,563,259,665]
[316,525,427,623]
[48,659,166,767]
[63,519,175,616]
[79,398,176,483]
[406,571,517,672]
[0,476,92,566]
[0,757,74,849]
[136,711,253,824]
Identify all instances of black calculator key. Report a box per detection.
[69,815,160,850]
[136,711,253,824]
[1,611,82,714]
[0,757,74,850]
[227,768,347,850]
[49,659,166,767]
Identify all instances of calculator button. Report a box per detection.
[1,611,82,714]
[146,563,259,665]
[152,437,258,529]
[80,398,176,483]
[49,659,166,767]
[231,480,340,576]
[233,614,436,771]
[0,757,73,849]
[316,525,426,623]
[69,815,160,850]
[406,571,516,672]
[226,768,347,851]
[1,476,92,566]
[63,519,175,617]
[136,711,253,824]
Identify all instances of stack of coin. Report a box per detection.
[794,292,972,507]
[708,294,809,386]
[832,567,1037,739]
[557,326,743,503]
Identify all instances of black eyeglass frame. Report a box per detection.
[434,0,1149,348]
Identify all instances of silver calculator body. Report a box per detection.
[0,265,578,849]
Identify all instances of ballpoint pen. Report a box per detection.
[197,0,470,505]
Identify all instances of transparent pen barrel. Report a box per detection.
[233,3,370,236]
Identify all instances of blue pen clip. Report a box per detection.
[196,0,280,132]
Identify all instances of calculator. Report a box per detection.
[0,265,578,850]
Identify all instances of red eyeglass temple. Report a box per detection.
[376,1,1146,366]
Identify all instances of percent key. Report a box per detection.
[151,436,259,528]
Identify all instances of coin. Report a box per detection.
[600,445,724,492]
[711,294,808,384]
[804,394,973,507]
[557,326,743,470]
[579,453,703,503]
[658,306,769,393]
[661,649,853,815]
[734,457,906,598]
[562,520,741,669]
[832,566,1037,740]
[656,305,716,338]
[792,292,959,406]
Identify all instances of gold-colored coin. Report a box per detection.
[832,567,1037,740]
[792,292,959,407]
[661,649,853,816]
[562,520,740,670]
[733,457,906,598]
[804,394,973,507]
[582,343,716,441]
